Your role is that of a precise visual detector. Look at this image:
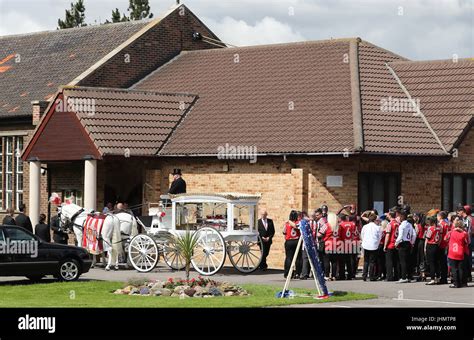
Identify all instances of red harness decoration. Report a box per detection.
[82,214,107,254]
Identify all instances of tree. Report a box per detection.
[57,0,86,29]
[127,0,153,21]
[111,8,130,23]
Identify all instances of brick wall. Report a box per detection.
[7,127,473,267]
[152,131,473,268]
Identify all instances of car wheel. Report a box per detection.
[26,275,44,282]
[58,258,81,281]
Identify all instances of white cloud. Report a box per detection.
[0,10,46,36]
[203,16,306,47]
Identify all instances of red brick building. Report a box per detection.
[2,5,474,268]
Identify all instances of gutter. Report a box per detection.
[349,38,364,152]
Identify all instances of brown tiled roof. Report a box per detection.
[135,39,357,155]
[358,41,448,155]
[133,38,451,156]
[64,87,196,156]
[0,19,152,118]
[389,58,474,151]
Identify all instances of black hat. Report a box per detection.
[171,168,182,175]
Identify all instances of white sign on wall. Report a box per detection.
[326,175,343,187]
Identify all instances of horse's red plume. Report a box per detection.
[49,193,62,205]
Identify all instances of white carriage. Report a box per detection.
[128,193,264,275]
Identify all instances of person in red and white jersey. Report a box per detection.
[414,214,428,281]
[339,214,357,279]
[457,206,473,283]
[283,210,301,279]
[424,216,442,285]
[384,209,400,281]
[445,219,469,288]
[317,210,336,280]
[436,211,450,284]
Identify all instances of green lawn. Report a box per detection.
[0,280,376,308]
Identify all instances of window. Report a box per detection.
[15,137,23,210]
[175,202,227,231]
[0,136,24,210]
[5,137,13,210]
[5,227,34,241]
[61,190,83,207]
[358,173,401,213]
[442,174,474,211]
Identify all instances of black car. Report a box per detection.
[0,225,92,281]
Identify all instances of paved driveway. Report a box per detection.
[2,264,471,308]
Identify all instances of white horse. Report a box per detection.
[59,203,138,270]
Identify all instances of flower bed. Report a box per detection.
[113,277,250,298]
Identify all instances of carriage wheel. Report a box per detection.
[191,227,226,276]
[128,234,159,273]
[227,235,263,273]
[163,241,186,270]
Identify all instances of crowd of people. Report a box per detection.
[282,203,473,288]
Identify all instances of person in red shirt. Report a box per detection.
[437,211,450,284]
[424,216,442,285]
[339,214,356,279]
[414,213,427,281]
[383,209,400,281]
[446,219,469,288]
[317,212,336,280]
[283,210,301,279]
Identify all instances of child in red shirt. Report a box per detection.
[424,216,442,285]
[446,219,469,288]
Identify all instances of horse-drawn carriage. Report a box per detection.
[128,193,264,275]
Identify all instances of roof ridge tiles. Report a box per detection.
[389,58,474,65]
[180,37,360,55]
[63,86,198,99]
[0,19,152,40]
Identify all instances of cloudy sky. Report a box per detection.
[0,0,472,60]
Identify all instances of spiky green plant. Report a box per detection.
[169,229,200,281]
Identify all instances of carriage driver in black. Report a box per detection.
[168,169,187,194]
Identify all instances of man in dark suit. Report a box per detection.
[15,204,33,233]
[51,208,68,245]
[257,210,275,270]
[2,208,16,226]
[168,169,187,194]
[34,214,51,242]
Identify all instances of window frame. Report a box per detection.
[4,137,14,210]
[0,136,26,211]
[441,173,474,211]
[61,189,83,207]
[358,172,401,214]
[15,137,23,211]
